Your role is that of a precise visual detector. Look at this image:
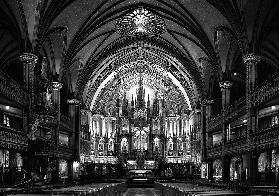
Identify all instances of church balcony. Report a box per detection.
[251,74,279,107]
[58,144,73,158]
[32,137,73,158]
[208,114,223,132]
[0,124,28,151]
[0,71,28,106]
[223,136,248,155]
[208,97,246,132]
[60,114,72,130]
[207,143,222,158]
[223,97,246,122]
[252,124,279,151]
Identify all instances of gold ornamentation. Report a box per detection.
[52,82,62,90]
[67,99,81,105]
[202,99,214,106]
[219,81,232,89]
[243,53,261,64]
[19,53,38,64]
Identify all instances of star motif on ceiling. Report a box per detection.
[115,7,166,36]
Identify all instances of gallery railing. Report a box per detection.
[252,124,279,148]
[225,136,248,154]
[208,114,223,132]
[0,71,28,106]
[0,124,28,150]
[207,143,222,157]
[223,97,246,121]
[208,97,246,132]
[251,74,279,107]
[60,114,72,130]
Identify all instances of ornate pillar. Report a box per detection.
[20,53,38,136]
[246,152,259,185]
[219,82,232,147]
[244,54,261,91]
[51,82,63,182]
[207,160,214,181]
[174,120,177,136]
[97,119,100,136]
[52,82,62,118]
[219,81,232,109]
[102,118,106,138]
[243,54,261,145]
[67,99,81,161]
[19,53,38,107]
[222,155,231,182]
[201,100,213,161]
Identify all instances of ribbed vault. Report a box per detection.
[80,37,201,112]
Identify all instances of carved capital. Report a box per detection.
[52,82,62,90]
[202,99,214,106]
[20,53,38,65]
[243,53,261,65]
[67,99,81,105]
[219,81,232,89]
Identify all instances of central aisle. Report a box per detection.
[123,188,159,196]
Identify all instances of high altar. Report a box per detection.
[81,75,197,167]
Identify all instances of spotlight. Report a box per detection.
[5,106,9,110]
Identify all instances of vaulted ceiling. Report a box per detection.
[0,0,279,111]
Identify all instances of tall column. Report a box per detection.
[201,100,213,161]
[20,53,38,107]
[50,82,62,183]
[207,160,214,181]
[243,54,261,145]
[52,82,62,117]
[219,81,232,109]
[222,155,231,182]
[97,119,100,136]
[245,152,259,185]
[67,99,81,161]
[174,120,177,136]
[20,53,38,136]
[219,82,232,146]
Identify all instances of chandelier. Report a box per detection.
[116,7,166,36]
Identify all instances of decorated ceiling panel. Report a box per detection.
[1,0,279,116]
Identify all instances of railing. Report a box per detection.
[223,97,246,121]
[208,113,223,131]
[0,124,28,150]
[208,134,249,157]
[60,114,72,130]
[0,71,28,106]
[208,97,246,131]
[58,144,73,155]
[225,136,248,153]
[252,74,279,107]
[253,125,279,146]
[207,143,222,157]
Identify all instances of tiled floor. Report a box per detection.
[2,183,268,195]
